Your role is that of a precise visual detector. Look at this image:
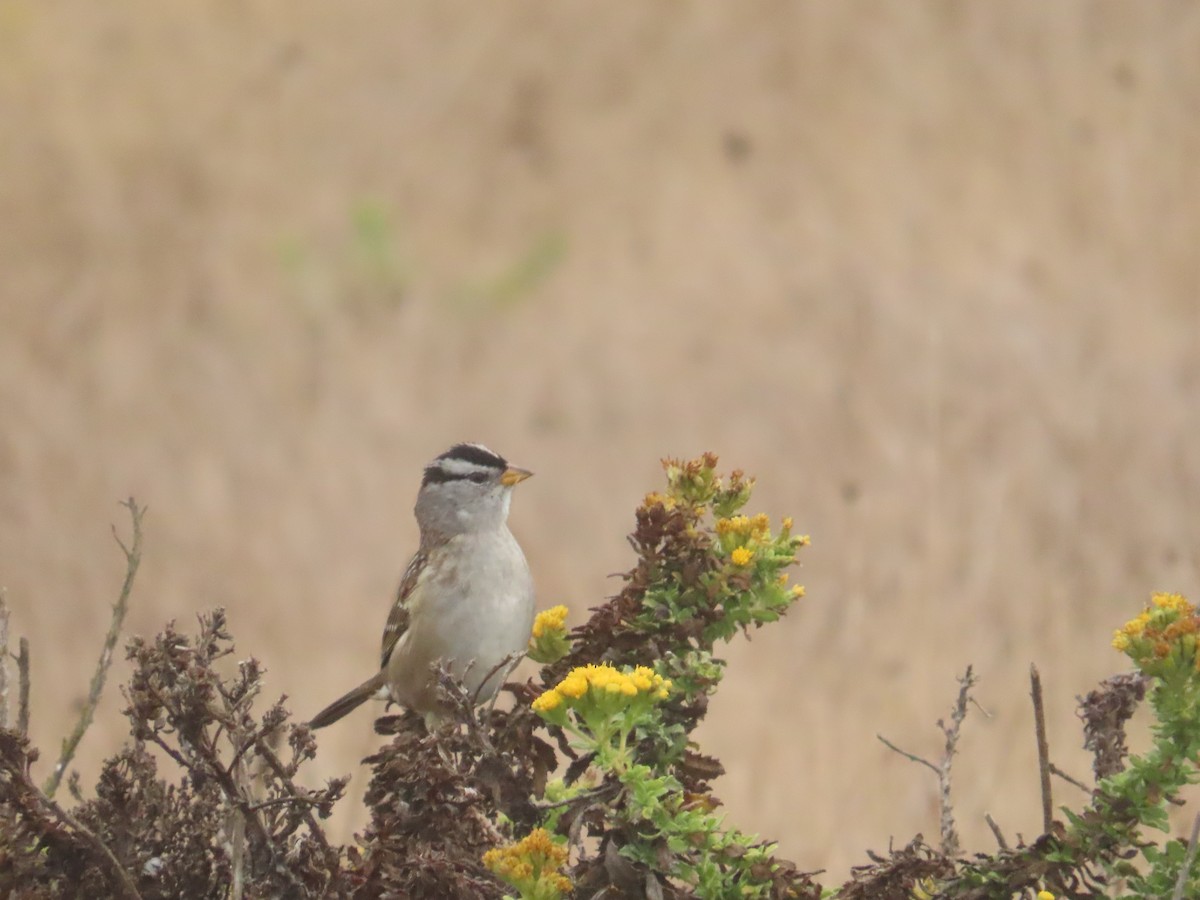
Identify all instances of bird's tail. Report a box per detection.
[309,672,386,729]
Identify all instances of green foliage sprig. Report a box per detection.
[494,454,816,899]
[1094,593,1200,898]
[925,593,1200,899]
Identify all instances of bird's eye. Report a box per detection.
[467,472,490,484]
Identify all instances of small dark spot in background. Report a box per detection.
[1111,62,1136,91]
[723,130,753,164]
[1020,257,1048,290]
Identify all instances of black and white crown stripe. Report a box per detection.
[422,443,509,486]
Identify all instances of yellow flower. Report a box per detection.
[716,515,749,536]
[1123,611,1151,637]
[643,491,677,510]
[730,546,754,567]
[483,828,571,897]
[528,604,572,664]
[749,513,770,538]
[587,665,618,692]
[532,605,568,639]
[558,671,588,699]
[1152,592,1191,614]
[791,584,806,598]
[796,533,812,546]
[482,848,533,882]
[534,663,671,716]
[1037,892,1055,900]
[776,573,789,586]
[518,828,567,864]
[781,516,793,531]
[1113,592,1200,677]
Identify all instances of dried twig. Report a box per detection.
[878,665,978,855]
[0,589,9,728]
[137,677,277,870]
[228,732,254,900]
[44,498,144,797]
[17,637,30,737]
[253,736,336,857]
[1048,762,1090,794]
[1030,664,1053,833]
[532,782,615,812]
[934,666,977,856]
[984,813,1008,850]
[66,770,83,804]
[229,802,247,900]
[876,735,939,775]
[247,793,339,813]
[1173,812,1200,900]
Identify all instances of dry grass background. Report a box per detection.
[2,1,1199,884]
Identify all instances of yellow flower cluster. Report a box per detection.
[532,605,568,639]
[775,573,804,597]
[482,828,571,895]
[716,514,809,553]
[643,491,678,510]
[1111,611,1151,651]
[533,663,671,713]
[1152,591,1191,614]
[528,604,572,665]
[1037,892,1055,900]
[1112,592,1200,674]
[716,513,771,540]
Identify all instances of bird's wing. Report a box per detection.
[380,549,426,668]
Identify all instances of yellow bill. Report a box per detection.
[500,466,533,486]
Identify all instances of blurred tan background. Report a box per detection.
[2,0,1199,883]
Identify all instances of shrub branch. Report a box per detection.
[878,665,978,856]
[44,498,144,797]
[17,637,30,737]
[1030,663,1054,834]
[0,589,9,729]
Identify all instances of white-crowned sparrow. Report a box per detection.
[309,443,535,728]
